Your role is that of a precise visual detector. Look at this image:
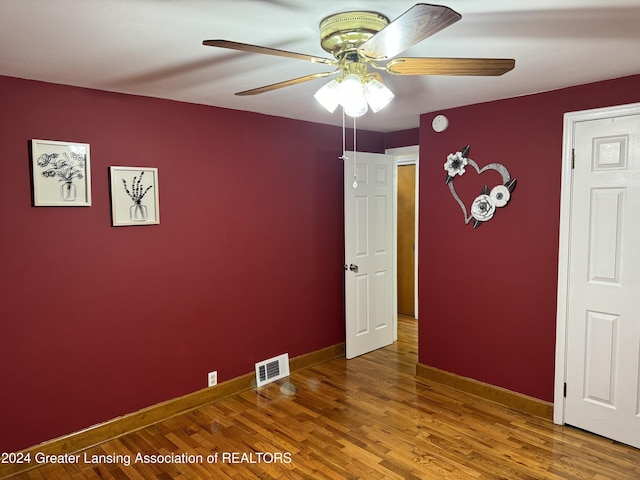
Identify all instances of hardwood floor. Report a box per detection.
[8,315,640,479]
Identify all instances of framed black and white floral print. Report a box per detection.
[109,166,160,226]
[31,139,91,206]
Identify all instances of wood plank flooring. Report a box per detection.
[7,315,640,479]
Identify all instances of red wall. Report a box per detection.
[384,128,419,150]
[5,71,636,451]
[0,75,385,451]
[418,74,640,402]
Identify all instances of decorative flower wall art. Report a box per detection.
[109,166,160,226]
[31,139,91,206]
[444,145,517,228]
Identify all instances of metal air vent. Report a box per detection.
[255,353,290,387]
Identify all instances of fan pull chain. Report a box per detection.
[338,107,358,189]
[341,107,346,160]
[352,115,358,188]
[339,107,347,162]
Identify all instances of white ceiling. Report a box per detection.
[1,0,639,133]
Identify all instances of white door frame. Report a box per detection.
[387,145,420,340]
[553,102,640,425]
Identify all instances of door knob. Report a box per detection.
[348,264,359,273]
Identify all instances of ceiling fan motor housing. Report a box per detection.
[319,11,389,60]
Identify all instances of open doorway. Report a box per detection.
[387,146,419,340]
[397,163,416,317]
[343,145,418,354]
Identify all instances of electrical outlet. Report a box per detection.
[207,371,217,387]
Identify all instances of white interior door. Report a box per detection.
[344,151,394,359]
[563,111,640,448]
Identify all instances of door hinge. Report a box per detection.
[571,149,575,169]
[564,382,567,397]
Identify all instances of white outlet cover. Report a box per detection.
[208,371,217,387]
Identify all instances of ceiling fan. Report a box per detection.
[203,3,515,113]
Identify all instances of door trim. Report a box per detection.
[387,145,419,333]
[554,102,640,425]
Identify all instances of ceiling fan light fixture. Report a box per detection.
[206,4,515,119]
[363,78,394,113]
[314,79,341,113]
[339,73,368,118]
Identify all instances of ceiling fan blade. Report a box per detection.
[386,57,516,76]
[235,71,339,96]
[359,4,461,60]
[203,39,335,65]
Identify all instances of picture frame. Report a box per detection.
[109,166,160,226]
[31,139,91,206]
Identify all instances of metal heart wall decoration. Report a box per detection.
[444,145,517,229]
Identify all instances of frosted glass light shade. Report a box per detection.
[339,74,368,118]
[364,78,394,113]
[313,79,341,113]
